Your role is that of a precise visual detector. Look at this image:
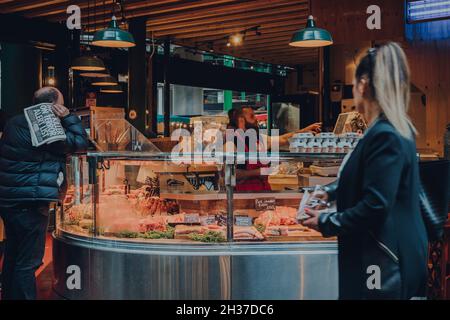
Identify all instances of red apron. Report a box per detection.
[234,133,271,192]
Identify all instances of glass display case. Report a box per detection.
[59,151,343,244]
[53,117,344,300]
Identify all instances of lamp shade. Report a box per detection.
[92,16,136,48]
[71,56,106,71]
[289,16,333,48]
[91,75,118,86]
[100,84,123,93]
[79,69,110,77]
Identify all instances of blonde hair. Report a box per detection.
[373,43,417,139]
[356,42,417,140]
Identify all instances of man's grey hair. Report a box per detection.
[33,87,59,104]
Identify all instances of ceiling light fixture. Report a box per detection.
[91,75,119,86]
[289,15,333,48]
[71,0,106,71]
[79,69,111,77]
[229,33,244,46]
[100,84,123,93]
[92,0,135,48]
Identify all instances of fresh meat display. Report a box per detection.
[66,203,92,224]
[175,225,226,237]
[234,226,264,240]
[105,218,142,233]
[129,186,179,216]
[105,216,168,233]
[254,206,298,227]
[138,216,167,232]
[166,213,185,224]
[175,225,203,235]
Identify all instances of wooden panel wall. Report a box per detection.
[405,40,450,155]
[312,0,404,44]
[313,0,449,155]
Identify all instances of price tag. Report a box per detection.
[184,213,200,224]
[255,198,276,211]
[202,216,216,225]
[235,216,253,226]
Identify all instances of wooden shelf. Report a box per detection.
[160,192,303,201]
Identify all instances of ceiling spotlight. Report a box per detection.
[226,42,231,47]
[229,33,244,46]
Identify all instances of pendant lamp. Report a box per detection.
[100,84,123,93]
[289,15,333,48]
[92,16,135,48]
[91,75,118,86]
[80,69,110,77]
[71,56,106,71]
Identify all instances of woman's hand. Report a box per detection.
[301,208,321,231]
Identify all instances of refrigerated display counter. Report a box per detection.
[53,118,343,300]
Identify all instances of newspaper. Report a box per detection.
[24,103,66,147]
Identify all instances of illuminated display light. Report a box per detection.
[407,0,450,23]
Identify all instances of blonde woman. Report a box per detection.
[303,43,428,299]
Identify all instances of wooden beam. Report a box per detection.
[153,11,307,38]
[178,26,301,44]
[216,39,314,52]
[146,3,308,33]
[0,0,67,13]
[43,0,242,23]
[23,0,115,18]
[146,0,307,27]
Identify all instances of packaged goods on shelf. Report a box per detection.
[289,132,363,154]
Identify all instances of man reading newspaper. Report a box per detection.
[0,87,88,300]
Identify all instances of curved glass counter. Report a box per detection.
[53,117,344,299]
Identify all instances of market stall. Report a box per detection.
[52,117,346,300]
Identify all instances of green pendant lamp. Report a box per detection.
[100,84,123,93]
[289,15,333,48]
[92,16,135,48]
[72,56,106,71]
[91,75,118,86]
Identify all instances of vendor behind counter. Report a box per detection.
[227,106,321,192]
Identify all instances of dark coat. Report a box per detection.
[319,118,428,300]
[0,113,88,204]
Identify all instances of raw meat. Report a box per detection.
[254,206,298,227]
[234,226,264,240]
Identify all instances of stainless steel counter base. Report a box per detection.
[52,232,338,300]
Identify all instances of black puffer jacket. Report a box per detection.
[0,113,88,204]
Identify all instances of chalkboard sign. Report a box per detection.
[255,198,276,211]
[235,216,253,226]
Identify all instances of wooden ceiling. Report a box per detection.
[0,0,319,66]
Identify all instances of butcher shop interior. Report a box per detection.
[0,0,450,303]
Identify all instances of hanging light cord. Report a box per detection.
[149,30,156,59]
